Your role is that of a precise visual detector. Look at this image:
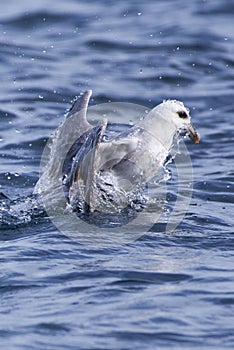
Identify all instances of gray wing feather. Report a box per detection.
[66,90,92,120]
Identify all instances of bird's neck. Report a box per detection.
[139,115,177,151]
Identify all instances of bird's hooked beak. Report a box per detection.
[187,124,200,143]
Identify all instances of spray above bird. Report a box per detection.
[35,90,200,220]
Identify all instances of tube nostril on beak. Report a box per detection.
[188,124,200,143]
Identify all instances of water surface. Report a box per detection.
[0,1,234,349]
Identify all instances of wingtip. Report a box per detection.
[80,89,92,97]
[66,90,92,119]
[81,89,92,99]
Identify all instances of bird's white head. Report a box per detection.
[160,100,191,127]
[143,99,200,144]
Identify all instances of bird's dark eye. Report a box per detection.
[177,110,188,119]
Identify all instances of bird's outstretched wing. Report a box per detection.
[66,90,92,126]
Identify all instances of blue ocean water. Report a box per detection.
[0,0,234,349]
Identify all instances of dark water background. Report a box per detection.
[0,0,234,349]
